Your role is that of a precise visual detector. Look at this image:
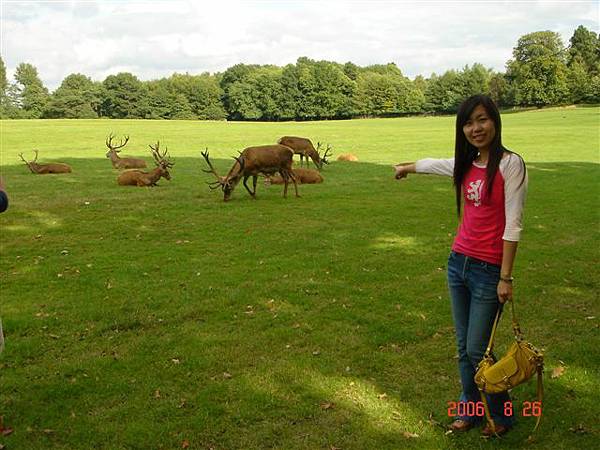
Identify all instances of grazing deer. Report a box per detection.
[337,153,359,162]
[277,136,332,169]
[266,168,323,185]
[19,151,72,174]
[105,134,147,169]
[202,144,299,201]
[117,142,174,187]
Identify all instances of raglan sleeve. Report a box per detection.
[502,154,528,242]
[415,158,454,177]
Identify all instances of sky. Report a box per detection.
[1,0,598,91]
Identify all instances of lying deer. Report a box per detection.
[337,153,359,162]
[19,151,72,174]
[117,142,174,187]
[202,144,299,201]
[266,168,323,185]
[106,134,147,169]
[277,136,332,169]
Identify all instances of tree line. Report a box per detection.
[1,27,598,121]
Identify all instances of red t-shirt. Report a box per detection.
[414,154,527,266]
[452,165,505,265]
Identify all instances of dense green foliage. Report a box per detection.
[0,108,598,449]
[1,26,598,121]
[45,74,102,119]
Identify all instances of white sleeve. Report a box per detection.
[500,154,528,242]
[415,158,454,177]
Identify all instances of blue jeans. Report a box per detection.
[447,251,514,427]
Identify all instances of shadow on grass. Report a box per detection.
[0,158,599,449]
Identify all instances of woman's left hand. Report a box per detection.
[497,280,513,303]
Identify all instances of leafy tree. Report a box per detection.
[226,66,285,120]
[568,25,600,75]
[278,64,300,120]
[587,75,600,102]
[506,31,570,106]
[424,70,464,112]
[46,73,101,118]
[294,57,355,119]
[354,71,424,116]
[220,64,261,116]
[170,93,195,120]
[354,72,396,115]
[146,79,173,119]
[170,73,226,120]
[101,72,149,118]
[363,63,404,77]
[488,72,509,107]
[0,56,16,118]
[146,78,196,120]
[461,63,491,97]
[343,62,360,81]
[413,75,427,94]
[0,56,6,100]
[13,63,49,118]
[567,57,592,103]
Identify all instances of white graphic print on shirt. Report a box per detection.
[466,179,485,206]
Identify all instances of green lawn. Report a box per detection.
[0,107,599,449]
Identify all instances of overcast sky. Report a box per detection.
[1,0,598,91]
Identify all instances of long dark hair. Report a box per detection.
[453,94,525,216]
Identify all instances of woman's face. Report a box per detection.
[462,104,496,152]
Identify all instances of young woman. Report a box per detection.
[394,95,527,437]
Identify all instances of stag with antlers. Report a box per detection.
[201,144,299,201]
[277,136,332,169]
[105,134,147,169]
[117,142,174,187]
[19,151,72,174]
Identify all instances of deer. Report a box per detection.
[201,144,299,201]
[265,168,323,185]
[337,153,359,162]
[18,151,72,174]
[117,141,174,187]
[277,136,332,169]
[105,134,147,169]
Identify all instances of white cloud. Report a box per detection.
[1,0,598,90]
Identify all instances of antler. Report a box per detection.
[149,141,174,168]
[318,142,332,164]
[33,150,39,162]
[321,144,333,165]
[201,149,224,189]
[106,133,130,152]
[18,152,34,173]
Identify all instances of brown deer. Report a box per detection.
[337,153,359,162]
[202,144,299,201]
[19,151,72,174]
[277,136,332,169]
[117,142,174,187]
[266,168,323,185]
[105,134,147,169]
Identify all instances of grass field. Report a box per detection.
[0,107,599,449]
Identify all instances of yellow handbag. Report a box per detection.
[474,299,544,435]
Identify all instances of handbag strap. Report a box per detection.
[483,309,502,358]
[509,299,525,342]
[484,297,525,358]
[533,365,544,432]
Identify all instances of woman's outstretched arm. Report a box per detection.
[394,158,454,180]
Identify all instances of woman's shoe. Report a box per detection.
[481,423,510,437]
[450,419,476,432]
